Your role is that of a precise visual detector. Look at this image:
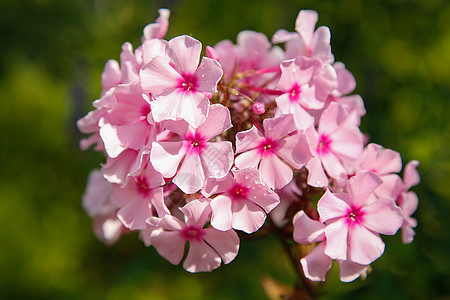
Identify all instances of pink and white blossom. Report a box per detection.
[148,200,239,272]
[202,168,280,233]
[235,114,312,189]
[317,171,403,265]
[151,104,234,194]
[140,35,223,128]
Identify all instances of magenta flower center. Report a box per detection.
[316,134,332,155]
[181,225,204,242]
[228,183,250,201]
[346,207,364,226]
[257,138,279,157]
[185,131,207,154]
[178,73,199,93]
[289,83,302,103]
[135,176,151,197]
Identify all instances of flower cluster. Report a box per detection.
[79,8,419,282]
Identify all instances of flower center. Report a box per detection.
[346,207,364,225]
[135,176,151,197]
[316,134,332,155]
[257,138,278,157]
[289,83,301,103]
[228,183,250,201]
[181,225,204,242]
[178,73,198,93]
[185,131,207,154]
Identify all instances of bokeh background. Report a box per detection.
[1,0,449,299]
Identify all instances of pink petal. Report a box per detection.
[210,195,233,231]
[183,241,221,272]
[140,56,180,95]
[168,35,202,75]
[194,57,223,93]
[197,104,232,140]
[101,59,121,92]
[321,152,347,179]
[176,91,209,129]
[203,228,239,264]
[201,141,234,178]
[402,223,416,244]
[293,210,325,244]
[235,149,261,169]
[202,172,235,197]
[142,8,170,40]
[173,152,206,194]
[348,224,385,265]
[337,260,368,282]
[277,133,311,169]
[151,230,186,265]
[402,191,419,216]
[231,201,266,233]
[306,157,329,187]
[300,243,332,282]
[295,10,318,45]
[323,218,349,260]
[311,26,332,63]
[275,94,315,131]
[347,171,383,208]
[99,123,127,159]
[150,141,186,178]
[247,184,280,214]
[235,126,265,153]
[180,199,211,228]
[330,127,364,160]
[259,154,293,189]
[404,160,420,189]
[318,102,346,135]
[117,196,152,230]
[149,91,183,123]
[263,114,296,140]
[272,29,299,44]
[82,170,115,217]
[362,197,403,235]
[334,62,356,95]
[317,190,350,222]
[101,149,138,184]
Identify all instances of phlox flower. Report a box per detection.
[272,9,333,64]
[317,171,403,265]
[202,168,280,233]
[150,104,234,194]
[293,210,368,282]
[274,59,316,130]
[148,199,239,272]
[354,143,403,198]
[140,35,223,128]
[98,83,155,159]
[235,114,312,189]
[305,102,364,187]
[111,163,165,230]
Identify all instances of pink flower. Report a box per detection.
[98,83,155,159]
[293,210,368,282]
[317,171,403,265]
[150,104,234,194]
[355,143,403,198]
[272,10,333,64]
[111,164,165,230]
[274,59,316,130]
[149,200,239,272]
[202,168,280,233]
[235,114,312,189]
[140,35,223,128]
[305,102,364,187]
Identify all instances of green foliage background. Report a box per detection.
[0,0,448,299]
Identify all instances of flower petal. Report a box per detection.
[194,57,223,93]
[210,195,233,231]
[323,218,349,260]
[168,35,202,75]
[293,210,325,243]
[348,224,384,265]
[173,152,206,194]
[300,243,332,282]
[203,228,239,264]
[150,141,186,178]
[151,230,186,265]
[183,241,221,272]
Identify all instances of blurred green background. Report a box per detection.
[0,0,448,299]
